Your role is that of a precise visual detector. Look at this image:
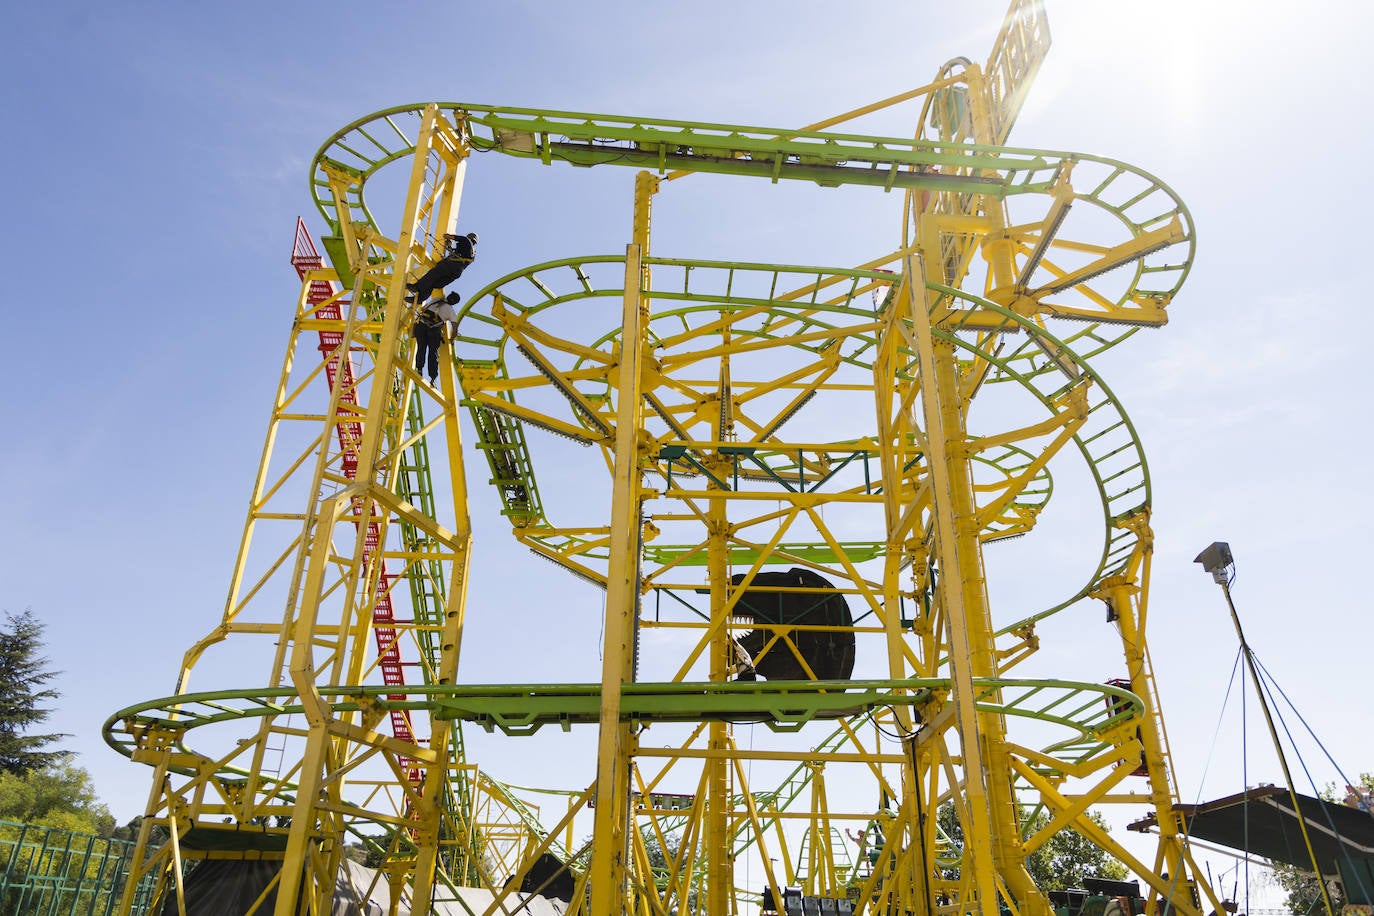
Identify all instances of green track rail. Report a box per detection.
[105,679,1140,764]
[103,675,1145,878]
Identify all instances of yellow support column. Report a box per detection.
[905,251,1047,916]
[1096,545,1206,916]
[1103,583,1177,830]
[278,492,351,916]
[706,492,732,916]
[903,256,999,915]
[874,259,933,915]
[412,362,475,913]
[589,230,649,915]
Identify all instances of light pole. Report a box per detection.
[1194,542,1335,916]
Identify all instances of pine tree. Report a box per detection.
[0,610,67,774]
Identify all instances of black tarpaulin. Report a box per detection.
[1165,786,1374,877]
[732,568,855,682]
[156,860,382,916]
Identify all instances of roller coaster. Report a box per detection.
[104,2,1225,913]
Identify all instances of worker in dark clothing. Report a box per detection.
[413,291,461,385]
[406,231,477,302]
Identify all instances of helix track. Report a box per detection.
[107,4,1217,912]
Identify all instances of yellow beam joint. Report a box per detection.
[969,383,1087,452]
[360,481,465,553]
[1010,756,1132,854]
[1013,174,1075,289]
[324,718,438,763]
[463,393,607,446]
[1031,216,1184,298]
[975,401,1086,531]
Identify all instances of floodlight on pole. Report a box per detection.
[1195,542,1335,916]
[1193,541,1233,585]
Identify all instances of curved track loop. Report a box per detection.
[928,282,1154,626]
[452,254,1147,628]
[312,103,1192,373]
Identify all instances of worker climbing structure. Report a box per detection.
[105,2,1225,914]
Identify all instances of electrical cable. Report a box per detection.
[872,707,908,742]
[1252,664,1372,907]
[907,725,937,916]
[1185,647,1246,807]
[1242,636,1250,916]
[597,590,606,662]
[1216,557,1337,916]
[1252,655,1357,790]
[1179,648,1246,915]
[1201,555,1254,915]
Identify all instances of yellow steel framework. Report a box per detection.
[105,2,1223,914]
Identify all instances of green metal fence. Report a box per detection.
[0,820,158,916]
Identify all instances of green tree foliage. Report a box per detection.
[569,826,697,909]
[636,828,698,911]
[110,814,169,847]
[1024,812,1129,890]
[937,802,1128,890]
[0,761,113,836]
[0,610,66,775]
[0,612,153,912]
[1268,773,1374,915]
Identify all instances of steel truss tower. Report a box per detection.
[107,2,1223,914]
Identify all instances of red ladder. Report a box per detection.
[290,218,423,787]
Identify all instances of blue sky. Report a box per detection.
[3,3,1372,892]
